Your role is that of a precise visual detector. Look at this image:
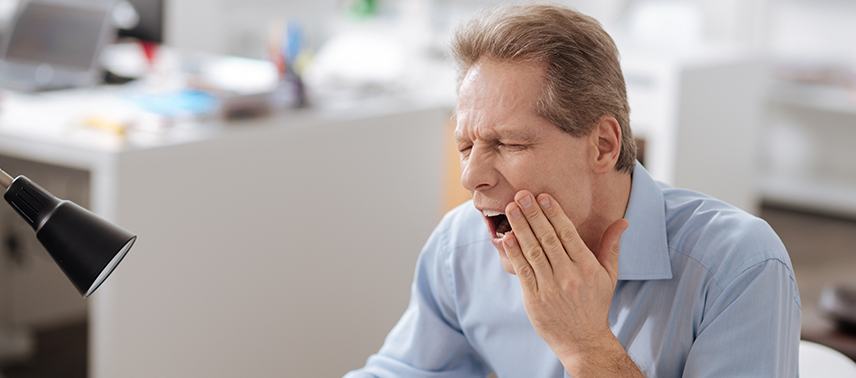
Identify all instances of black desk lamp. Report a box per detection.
[0,168,136,297]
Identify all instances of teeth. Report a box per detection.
[483,209,504,217]
[495,231,508,239]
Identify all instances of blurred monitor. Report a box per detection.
[0,0,19,33]
[0,0,114,91]
[117,0,163,43]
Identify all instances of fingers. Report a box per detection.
[504,190,628,288]
[535,193,590,263]
[506,202,554,284]
[502,232,538,292]
[594,218,629,282]
[513,191,572,273]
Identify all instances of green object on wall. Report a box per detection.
[348,0,378,18]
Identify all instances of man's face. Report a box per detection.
[455,59,596,274]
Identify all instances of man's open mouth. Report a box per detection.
[484,210,512,239]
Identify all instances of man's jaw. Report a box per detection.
[476,205,518,275]
[487,229,516,275]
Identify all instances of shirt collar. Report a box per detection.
[617,162,673,280]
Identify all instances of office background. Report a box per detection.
[0,0,854,377]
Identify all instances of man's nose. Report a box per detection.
[461,147,497,192]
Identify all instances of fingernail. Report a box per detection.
[537,194,551,209]
[518,193,533,209]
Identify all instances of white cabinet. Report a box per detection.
[623,48,767,213]
[0,89,451,377]
[762,81,856,216]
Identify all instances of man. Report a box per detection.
[347,4,800,377]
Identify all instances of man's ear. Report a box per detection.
[588,115,622,173]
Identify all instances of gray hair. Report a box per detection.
[451,4,636,173]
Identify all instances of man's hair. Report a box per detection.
[451,4,636,173]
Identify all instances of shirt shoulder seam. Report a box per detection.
[670,247,799,307]
[668,247,726,293]
[718,256,801,307]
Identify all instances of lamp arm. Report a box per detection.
[0,168,12,190]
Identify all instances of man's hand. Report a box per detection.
[502,190,642,376]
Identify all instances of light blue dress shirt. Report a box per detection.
[346,163,801,377]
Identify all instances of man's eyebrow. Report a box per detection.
[493,129,536,142]
[455,129,536,144]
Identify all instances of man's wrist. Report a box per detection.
[558,331,643,377]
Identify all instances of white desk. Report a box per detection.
[0,86,453,377]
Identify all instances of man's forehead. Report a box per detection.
[454,61,546,143]
[457,60,544,111]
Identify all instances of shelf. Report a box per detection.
[769,81,856,117]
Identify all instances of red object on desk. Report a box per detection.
[140,41,159,66]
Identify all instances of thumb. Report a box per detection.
[595,218,629,281]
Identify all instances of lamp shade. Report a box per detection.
[3,176,136,297]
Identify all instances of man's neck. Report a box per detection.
[580,172,633,251]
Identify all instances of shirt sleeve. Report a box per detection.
[344,225,488,378]
[682,258,801,377]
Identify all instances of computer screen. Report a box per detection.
[117,0,163,43]
[5,1,107,69]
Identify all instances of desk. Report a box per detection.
[803,309,856,362]
[0,85,454,377]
